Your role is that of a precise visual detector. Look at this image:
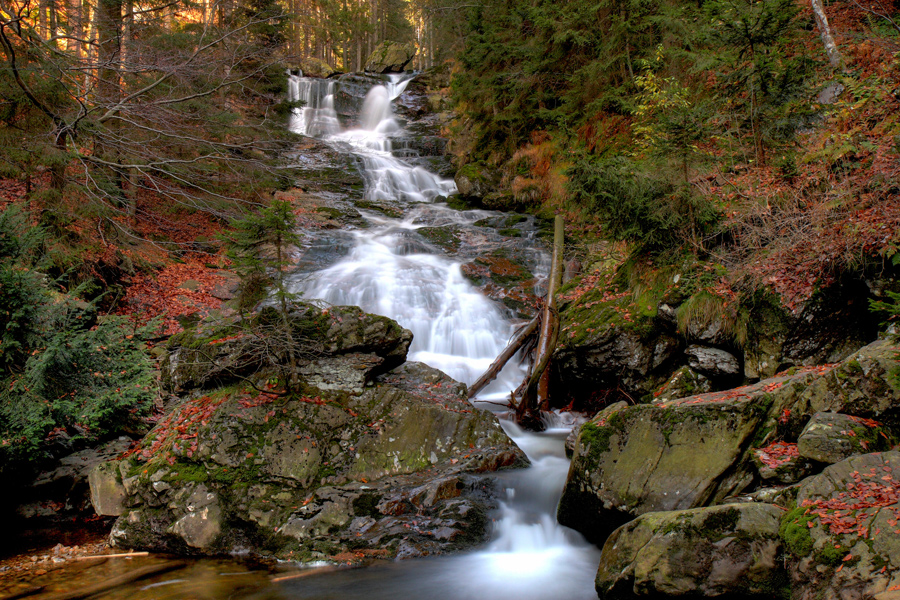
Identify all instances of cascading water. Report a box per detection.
[283,72,601,599]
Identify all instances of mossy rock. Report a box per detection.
[558,393,770,542]
[97,362,526,560]
[596,503,787,599]
[363,41,416,73]
[783,452,900,599]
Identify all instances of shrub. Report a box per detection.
[567,153,718,250]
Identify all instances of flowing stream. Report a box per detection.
[0,73,601,600]
[281,71,602,599]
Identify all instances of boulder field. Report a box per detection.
[88,302,526,561]
[559,338,900,599]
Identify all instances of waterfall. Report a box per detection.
[283,72,601,600]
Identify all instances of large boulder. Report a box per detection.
[292,57,338,79]
[781,451,900,600]
[15,437,133,519]
[96,362,526,560]
[557,395,768,542]
[162,302,412,394]
[596,503,787,599]
[364,41,416,73]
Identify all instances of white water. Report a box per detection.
[285,73,601,599]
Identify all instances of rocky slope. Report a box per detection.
[558,338,900,599]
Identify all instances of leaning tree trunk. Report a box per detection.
[516,214,564,428]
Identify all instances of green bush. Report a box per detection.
[0,205,156,471]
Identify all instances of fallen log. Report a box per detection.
[467,314,540,400]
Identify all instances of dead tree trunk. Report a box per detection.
[467,314,540,400]
[516,214,564,427]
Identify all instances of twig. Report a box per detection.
[73,551,149,561]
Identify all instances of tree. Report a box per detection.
[704,0,814,162]
[0,0,297,235]
[224,199,304,390]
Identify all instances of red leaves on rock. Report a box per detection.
[800,460,900,538]
[754,441,799,469]
[116,259,226,336]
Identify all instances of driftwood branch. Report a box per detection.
[467,314,540,399]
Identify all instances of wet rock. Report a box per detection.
[596,503,786,600]
[652,366,712,403]
[783,452,900,600]
[797,412,891,465]
[97,361,525,559]
[162,302,412,393]
[460,251,539,318]
[685,345,741,378]
[557,393,767,542]
[364,41,416,73]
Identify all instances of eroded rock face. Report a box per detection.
[96,362,526,560]
[595,503,786,600]
[783,452,900,600]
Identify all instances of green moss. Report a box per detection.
[167,461,210,483]
[701,507,741,535]
[352,201,402,218]
[780,505,815,557]
[816,543,850,566]
[498,228,522,237]
[579,422,615,455]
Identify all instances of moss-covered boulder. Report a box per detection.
[781,451,900,600]
[96,362,526,560]
[557,394,770,542]
[454,162,500,200]
[363,41,416,73]
[595,503,787,599]
[162,302,412,394]
[797,412,892,464]
[292,57,338,78]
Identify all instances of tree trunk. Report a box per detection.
[810,0,844,70]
